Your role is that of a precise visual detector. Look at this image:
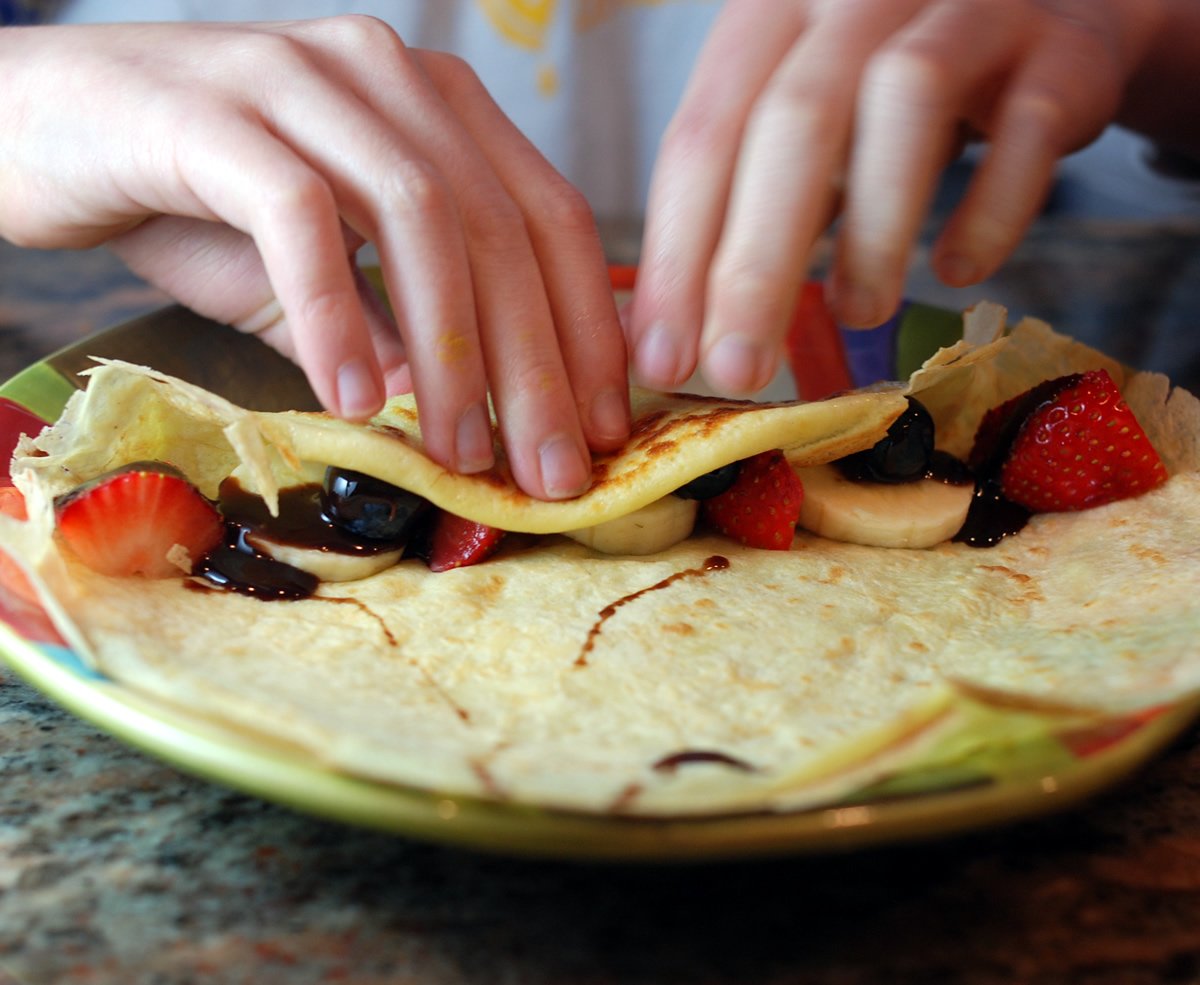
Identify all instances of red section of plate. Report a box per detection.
[1059,706,1172,758]
[0,398,63,644]
[786,282,854,401]
[608,265,638,291]
[0,398,49,479]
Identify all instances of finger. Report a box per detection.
[368,160,496,475]
[299,34,592,499]
[242,27,498,476]
[416,51,630,453]
[353,265,411,396]
[167,113,387,420]
[932,20,1125,286]
[629,0,807,390]
[110,217,408,384]
[829,0,1031,327]
[694,8,906,394]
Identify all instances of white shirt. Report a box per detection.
[52,0,1200,221]
[55,0,722,222]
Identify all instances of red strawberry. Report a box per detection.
[55,462,223,578]
[701,450,803,550]
[998,369,1168,512]
[425,511,505,572]
[968,376,1076,473]
[785,281,854,401]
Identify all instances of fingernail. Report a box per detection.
[336,357,384,419]
[635,321,682,387]
[589,387,630,444]
[938,252,981,286]
[538,432,591,499]
[704,333,771,394]
[455,402,495,474]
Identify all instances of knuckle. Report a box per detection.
[528,177,597,238]
[381,158,453,221]
[507,351,565,398]
[749,86,835,153]
[1007,85,1072,141]
[317,13,404,56]
[294,285,357,332]
[419,51,482,92]
[863,43,952,111]
[259,172,337,226]
[660,103,738,170]
[239,30,317,78]
[709,258,790,323]
[462,194,526,251]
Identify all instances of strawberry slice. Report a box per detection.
[997,369,1169,512]
[967,375,1083,474]
[55,462,223,578]
[701,450,803,550]
[425,511,505,572]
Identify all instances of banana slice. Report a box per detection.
[565,496,699,555]
[795,463,973,549]
[247,533,403,583]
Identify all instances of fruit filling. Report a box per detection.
[41,367,1171,594]
[955,369,1169,546]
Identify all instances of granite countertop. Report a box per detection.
[3,226,1200,985]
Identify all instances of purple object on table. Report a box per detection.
[838,302,907,388]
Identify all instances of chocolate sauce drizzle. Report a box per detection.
[951,374,1079,548]
[652,749,756,773]
[575,555,730,667]
[191,478,407,600]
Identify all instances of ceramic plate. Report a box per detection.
[1,302,1196,861]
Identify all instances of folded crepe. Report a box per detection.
[3,303,1200,816]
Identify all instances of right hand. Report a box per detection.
[627,0,1164,398]
[0,18,631,501]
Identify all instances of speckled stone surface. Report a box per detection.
[3,228,1200,985]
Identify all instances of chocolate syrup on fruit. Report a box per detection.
[951,374,1080,548]
[191,478,406,600]
[575,555,730,667]
[952,480,1033,548]
[925,450,974,486]
[217,478,403,556]
[192,525,318,601]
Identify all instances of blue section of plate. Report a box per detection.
[40,641,110,682]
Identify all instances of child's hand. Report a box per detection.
[0,18,630,501]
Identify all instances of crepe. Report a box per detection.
[4,305,1200,817]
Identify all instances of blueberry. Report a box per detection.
[836,397,935,483]
[321,467,429,541]
[673,461,742,500]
